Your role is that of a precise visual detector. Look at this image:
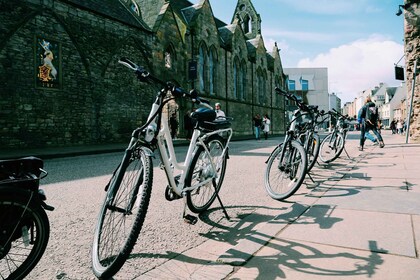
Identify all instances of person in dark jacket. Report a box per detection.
[357,96,384,151]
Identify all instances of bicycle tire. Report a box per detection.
[92,147,153,279]
[186,135,227,213]
[306,133,320,172]
[0,192,50,280]
[318,132,345,163]
[264,140,307,200]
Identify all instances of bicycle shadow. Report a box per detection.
[126,203,385,280]
[128,239,386,280]
[222,238,386,280]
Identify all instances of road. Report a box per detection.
[27,137,288,280]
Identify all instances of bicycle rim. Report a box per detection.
[307,133,320,172]
[265,141,307,200]
[319,133,344,163]
[92,148,152,279]
[0,194,50,280]
[186,135,227,213]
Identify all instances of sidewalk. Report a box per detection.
[141,130,420,279]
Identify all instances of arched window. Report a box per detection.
[209,48,217,95]
[242,14,251,34]
[240,61,247,100]
[233,58,240,98]
[164,45,175,69]
[198,44,207,92]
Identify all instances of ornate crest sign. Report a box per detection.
[36,37,61,89]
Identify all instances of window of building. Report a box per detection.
[301,79,308,91]
[233,58,239,98]
[288,80,295,91]
[198,45,207,92]
[164,51,171,68]
[242,14,251,33]
[240,62,246,100]
[209,49,217,95]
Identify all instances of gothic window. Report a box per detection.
[233,58,239,98]
[242,14,251,34]
[262,72,267,104]
[240,61,247,100]
[209,48,217,95]
[198,44,207,92]
[257,69,263,104]
[164,44,176,69]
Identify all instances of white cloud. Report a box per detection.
[297,35,404,103]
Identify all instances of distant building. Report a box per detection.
[283,67,329,113]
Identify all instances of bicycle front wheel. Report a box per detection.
[318,132,345,163]
[264,140,307,200]
[92,147,153,279]
[186,135,228,213]
[0,193,50,280]
[307,133,320,172]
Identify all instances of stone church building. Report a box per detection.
[0,0,287,149]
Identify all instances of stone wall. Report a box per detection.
[404,0,420,143]
[0,0,154,148]
[0,0,287,150]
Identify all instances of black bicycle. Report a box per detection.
[0,156,54,280]
[264,88,308,200]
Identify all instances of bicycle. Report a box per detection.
[264,88,308,201]
[0,156,54,280]
[318,109,350,163]
[91,58,233,279]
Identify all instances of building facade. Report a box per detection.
[402,0,420,142]
[0,0,287,149]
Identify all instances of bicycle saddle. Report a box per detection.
[190,107,216,122]
[0,156,44,180]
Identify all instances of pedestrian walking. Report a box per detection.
[184,111,193,140]
[397,119,403,134]
[357,96,384,151]
[252,114,262,140]
[169,113,178,139]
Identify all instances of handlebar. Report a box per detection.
[275,87,312,113]
[118,58,210,107]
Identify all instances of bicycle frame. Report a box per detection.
[157,111,233,197]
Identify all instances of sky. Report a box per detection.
[190,0,406,104]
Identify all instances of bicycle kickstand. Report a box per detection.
[212,179,230,221]
[306,172,319,188]
[343,146,352,160]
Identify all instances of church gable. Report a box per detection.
[188,0,219,43]
[231,24,248,57]
[232,0,261,40]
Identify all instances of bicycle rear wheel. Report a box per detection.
[265,140,307,200]
[318,132,345,163]
[186,135,227,213]
[0,193,50,280]
[92,147,152,279]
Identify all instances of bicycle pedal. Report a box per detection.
[183,214,198,225]
[165,186,182,201]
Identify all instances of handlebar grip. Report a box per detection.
[118,57,138,70]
